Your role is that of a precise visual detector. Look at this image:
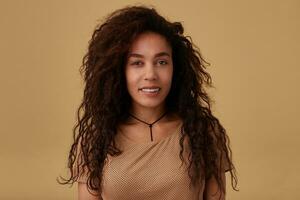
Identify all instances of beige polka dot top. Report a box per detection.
[79,122,206,200]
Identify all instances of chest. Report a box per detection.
[101,137,204,200]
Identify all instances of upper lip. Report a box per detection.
[139,86,161,90]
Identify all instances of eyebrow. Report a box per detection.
[127,52,171,59]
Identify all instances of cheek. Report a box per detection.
[125,70,138,91]
[164,67,173,86]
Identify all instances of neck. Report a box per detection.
[128,103,167,124]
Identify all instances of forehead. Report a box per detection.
[127,32,172,57]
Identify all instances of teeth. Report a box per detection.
[141,88,160,93]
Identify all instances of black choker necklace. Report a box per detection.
[128,111,168,142]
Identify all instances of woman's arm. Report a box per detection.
[203,172,226,200]
[78,182,101,200]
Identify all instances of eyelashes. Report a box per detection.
[131,61,143,66]
[130,60,169,66]
[158,60,168,65]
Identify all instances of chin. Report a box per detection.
[135,100,165,109]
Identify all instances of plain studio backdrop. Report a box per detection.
[0,0,299,199]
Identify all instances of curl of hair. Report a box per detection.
[58,4,239,200]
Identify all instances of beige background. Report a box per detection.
[1,0,299,199]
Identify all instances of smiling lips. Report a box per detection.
[139,86,161,93]
[141,88,160,93]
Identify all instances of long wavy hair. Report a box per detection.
[58,5,238,199]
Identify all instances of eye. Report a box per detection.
[157,60,168,65]
[131,61,143,66]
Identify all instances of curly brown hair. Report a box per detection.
[57,4,239,199]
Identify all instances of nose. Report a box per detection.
[144,63,157,81]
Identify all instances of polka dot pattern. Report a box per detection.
[100,123,204,200]
[78,122,230,199]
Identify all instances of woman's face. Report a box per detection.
[125,31,173,110]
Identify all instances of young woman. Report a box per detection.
[58,5,238,200]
